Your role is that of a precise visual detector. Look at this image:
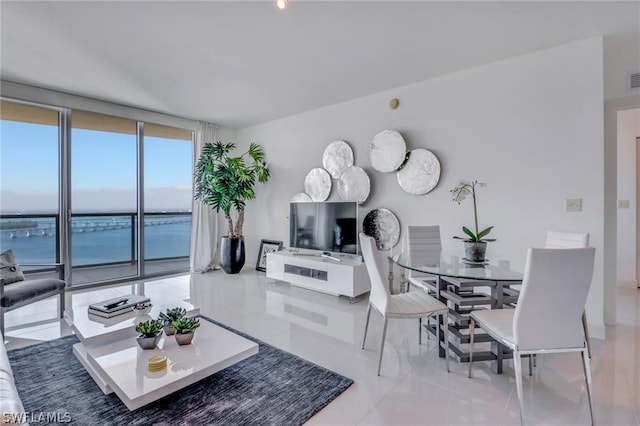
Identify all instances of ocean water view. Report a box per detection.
[0,214,191,268]
[1,97,195,285]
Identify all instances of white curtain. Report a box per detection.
[189,121,219,273]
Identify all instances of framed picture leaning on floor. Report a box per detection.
[256,239,283,272]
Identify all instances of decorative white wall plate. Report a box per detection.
[396,148,441,195]
[337,166,370,204]
[303,168,332,201]
[368,130,407,173]
[363,208,400,250]
[290,192,312,202]
[322,140,354,179]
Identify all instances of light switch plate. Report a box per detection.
[618,200,630,209]
[566,198,582,212]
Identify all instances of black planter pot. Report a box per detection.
[220,236,245,274]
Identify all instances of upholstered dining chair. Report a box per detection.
[405,225,441,293]
[545,230,592,358]
[406,225,482,343]
[359,233,450,376]
[468,247,596,425]
[405,225,445,343]
[0,254,66,338]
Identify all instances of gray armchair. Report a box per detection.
[0,263,66,338]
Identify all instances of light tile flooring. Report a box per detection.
[3,272,639,425]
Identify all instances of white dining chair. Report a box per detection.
[359,233,450,376]
[545,230,589,249]
[405,225,441,294]
[405,225,447,343]
[406,225,482,343]
[468,247,596,425]
[546,230,592,358]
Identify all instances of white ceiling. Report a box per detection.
[1,1,638,129]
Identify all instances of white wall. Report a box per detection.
[238,37,605,330]
[216,126,239,146]
[616,108,640,284]
[604,95,640,325]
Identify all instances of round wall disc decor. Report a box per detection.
[363,208,400,250]
[304,168,332,201]
[368,130,407,173]
[396,148,441,195]
[337,166,370,204]
[290,192,312,202]
[322,140,354,179]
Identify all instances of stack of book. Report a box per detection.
[88,295,151,318]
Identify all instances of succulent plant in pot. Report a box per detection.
[171,317,201,346]
[158,307,187,335]
[135,319,164,350]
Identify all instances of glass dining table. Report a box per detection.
[393,252,524,374]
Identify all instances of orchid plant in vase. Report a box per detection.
[450,180,495,262]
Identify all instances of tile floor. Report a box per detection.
[3,272,639,425]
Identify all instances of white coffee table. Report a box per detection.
[66,298,200,347]
[65,299,259,411]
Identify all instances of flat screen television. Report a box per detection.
[290,201,358,254]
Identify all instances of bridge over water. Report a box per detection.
[2,217,191,239]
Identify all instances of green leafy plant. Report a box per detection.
[158,307,187,324]
[194,141,270,238]
[135,319,164,337]
[450,180,496,242]
[171,317,201,334]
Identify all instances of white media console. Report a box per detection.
[266,250,371,298]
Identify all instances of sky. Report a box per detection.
[0,120,193,213]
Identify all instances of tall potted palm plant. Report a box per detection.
[194,141,270,274]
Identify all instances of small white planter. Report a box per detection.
[175,332,195,345]
[136,332,162,350]
[163,322,175,336]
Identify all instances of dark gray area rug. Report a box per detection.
[8,316,353,425]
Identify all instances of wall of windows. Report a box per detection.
[70,111,139,283]
[0,102,60,268]
[143,123,193,275]
[0,97,195,286]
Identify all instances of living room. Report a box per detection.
[1,1,639,425]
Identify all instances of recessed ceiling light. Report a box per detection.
[276,0,287,10]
